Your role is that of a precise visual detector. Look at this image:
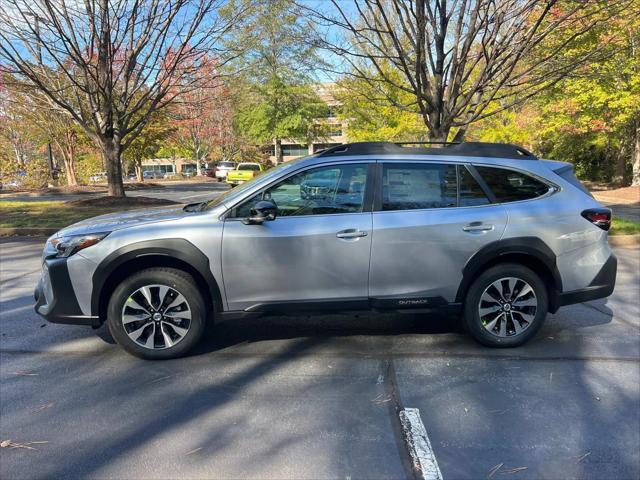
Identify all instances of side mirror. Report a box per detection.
[242,200,278,225]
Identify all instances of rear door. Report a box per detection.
[369,161,508,305]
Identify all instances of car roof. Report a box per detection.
[314,141,537,161]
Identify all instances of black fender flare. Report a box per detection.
[455,237,562,305]
[91,238,222,317]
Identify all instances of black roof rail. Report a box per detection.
[316,141,537,160]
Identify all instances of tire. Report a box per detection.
[463,263,548,348]
[107,268,207,359]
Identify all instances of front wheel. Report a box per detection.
[107,268,206,359]
[463,263,548,348]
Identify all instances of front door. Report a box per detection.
[222,162,373,311]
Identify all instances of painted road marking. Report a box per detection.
[399,408,443,480]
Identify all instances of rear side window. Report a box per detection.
[382,163,457,210]
[458,166,490,207]
[475,166,550,203]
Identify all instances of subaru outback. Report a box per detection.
[34,142,617,359]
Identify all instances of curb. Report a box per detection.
[609,234,640,248]
[0,228,58,237]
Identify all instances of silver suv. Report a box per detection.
[34,142,617,359]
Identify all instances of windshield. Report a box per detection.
[203,156,311,210]
[238,163,261,171]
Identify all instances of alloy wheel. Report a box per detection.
[478,277,538,338]
[121,284,192,349]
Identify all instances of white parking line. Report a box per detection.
[399,408,443,480]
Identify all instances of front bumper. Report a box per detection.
[554,254,617,309]
[34,257,100,327]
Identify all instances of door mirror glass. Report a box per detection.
[242,200,278,225]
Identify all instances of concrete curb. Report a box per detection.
[0,227,58,237]
[609,234,640,248]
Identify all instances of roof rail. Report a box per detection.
[316,141,537,160]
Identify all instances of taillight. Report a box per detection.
[581,208,612,231]
[251,171,256,177]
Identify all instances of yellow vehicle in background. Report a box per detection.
[226,162,264,186]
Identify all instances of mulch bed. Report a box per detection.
[66,196,178,207]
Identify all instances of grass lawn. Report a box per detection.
[0,199,174,229]
[610,217,640,236]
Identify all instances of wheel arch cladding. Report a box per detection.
[91,239,222,323]
[456,237,562,312]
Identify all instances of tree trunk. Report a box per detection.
[135,161,143,182]
[102,138,126,197]
[274,138,282,165]
[632,121,640,187]
[63,144,78,186]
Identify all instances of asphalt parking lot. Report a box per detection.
[0,236,638,480]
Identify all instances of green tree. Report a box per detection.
[232,0,328,163]
[124,113,175,182]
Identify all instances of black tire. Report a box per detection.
[107,267,207,360]
[463,263,548,348]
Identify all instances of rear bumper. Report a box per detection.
[34,258,100,327]
[553,254,617,310]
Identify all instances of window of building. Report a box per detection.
[326,124,343,137]
[281,144,309,157]
[458,166,490,207]
[232,163,368,218]
[381,163,457,211]
[475,166,550,203]
[143,164,175,173]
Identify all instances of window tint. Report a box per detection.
[233,163,368,218]
[238,164,261,171]
[458,166,490,207]
[476,166,550,203]
[382,163,456,211]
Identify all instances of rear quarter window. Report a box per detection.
[475,166,550,203]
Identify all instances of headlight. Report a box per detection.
[46,232,110,258]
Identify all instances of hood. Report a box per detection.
[54,206,189,237]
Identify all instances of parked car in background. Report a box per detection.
[34,142,617,359]
[142,170,163,180]
[201,168,215,178]
[226,162,264,187]
[89,172,107,183]
[214,161,237,182]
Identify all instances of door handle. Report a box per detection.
[463,223,494,233]
[336,229,368,239]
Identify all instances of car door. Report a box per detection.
[221,162,373,311]
[369,161,508,306]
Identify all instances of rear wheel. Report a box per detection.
[463,263,548,347]
[107,268,206,359]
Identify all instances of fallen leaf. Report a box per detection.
[0,440,48,450]
[488,463,503,478]
[500,466,528,475]
[35,402,54,412]
[576,452,591,463]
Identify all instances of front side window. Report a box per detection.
[475,166,550,203]
[382,163,457,211]
[232,163,369,218]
